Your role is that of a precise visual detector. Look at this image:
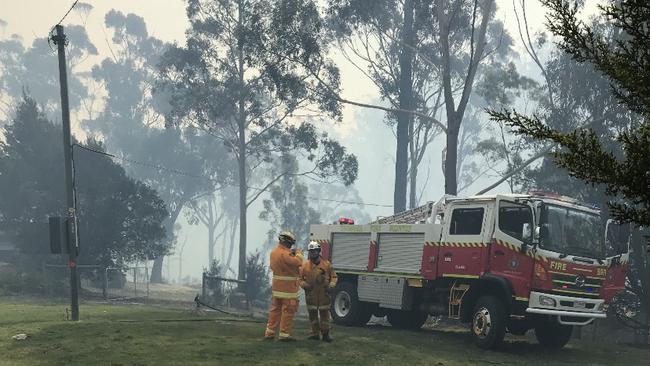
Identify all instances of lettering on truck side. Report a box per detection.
[549,261,567,271]
[340,225,363,232]
[388,225,412,232]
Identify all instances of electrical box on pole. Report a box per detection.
[48,216,66,254]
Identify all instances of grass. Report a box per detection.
[0,298,648,366]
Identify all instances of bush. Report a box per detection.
[244,251,271,305]
[0,264,66,296]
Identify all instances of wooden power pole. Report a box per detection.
[52,24,80,321]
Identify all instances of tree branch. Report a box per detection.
[475,144,554,195]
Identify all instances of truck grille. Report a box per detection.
[550,272,603,298]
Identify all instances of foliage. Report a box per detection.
[244,251,271,304]
[307,183,373,224]
[327,0,521,207]
[0,96,168,270]
[0,24,96,118]
[158,0,358,279]
[259,155,321,252]
[488,0,650,329]
[88,10,222,282]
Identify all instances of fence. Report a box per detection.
[200,272,247,309]
[40,263,151,301]
[104,266,150,301]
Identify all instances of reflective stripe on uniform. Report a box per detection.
[306,304,330,310]
[272,290,299,299]
[273,275,299,281]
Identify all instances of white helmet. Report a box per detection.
[307,241,321,251]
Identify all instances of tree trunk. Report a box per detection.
[236,0,247,282]
[150,203,185,283]
[630,230,650,344]
[150,258,164,284]
[208,223,215,267]
[409,136,418,209]
[207,196,217,267]
[437,0,494,197]
[445,120,460,195]
[393,0,415,214]
[178,249,183,283]
[226,218,238,275]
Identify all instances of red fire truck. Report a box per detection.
[309,193,629,349]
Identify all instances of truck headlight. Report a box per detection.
[539,295,556,307]
[598,303,608,312]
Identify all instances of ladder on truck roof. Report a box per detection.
[372,201,434,224]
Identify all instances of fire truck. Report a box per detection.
[309,192,629,349]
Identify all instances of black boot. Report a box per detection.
[322,331,332,343]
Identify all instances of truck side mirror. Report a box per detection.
[605,219,630,256]
[522,223,532,242]
[521,223,532,253]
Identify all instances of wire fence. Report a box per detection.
[31,262,203,306]
[40,263,153,302]
[200,272,247,309]
[104,266,150,301]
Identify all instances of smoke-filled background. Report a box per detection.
[0,0,614,285]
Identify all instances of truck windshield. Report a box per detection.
[538,204,605,259]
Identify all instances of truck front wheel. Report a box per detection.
[535,321,573,348]
[331,282,372,326]
[471,295,507,349]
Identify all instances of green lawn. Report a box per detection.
[0,299,647,366]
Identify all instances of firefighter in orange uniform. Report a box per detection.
[300,241,337,342]
[264,231,303,341]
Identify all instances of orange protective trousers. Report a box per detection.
[265,297,299,339]
[308,309,330,336]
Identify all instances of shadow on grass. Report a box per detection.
[361,322,607,358]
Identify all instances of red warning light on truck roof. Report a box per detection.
[338,217,355,225]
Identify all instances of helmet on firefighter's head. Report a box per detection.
[307,241,321,252]
[278,231,296,246]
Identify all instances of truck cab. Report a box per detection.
[310,192,629,349]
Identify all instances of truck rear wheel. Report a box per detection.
[387,309,428,330]
[331,282,372,326]
[535,322,573,348]
[471,295,507,349]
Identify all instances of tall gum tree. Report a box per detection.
[158,0,358,280]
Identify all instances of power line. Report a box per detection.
[72,144,393,208]
[48,0,80,52]
[54,0,80,29]
[74,144,210,181]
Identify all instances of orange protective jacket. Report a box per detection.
[269,244,303,299]
[300,258,338,308]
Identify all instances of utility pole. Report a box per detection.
[52,24,80,321]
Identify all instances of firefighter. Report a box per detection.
[300,241,337,342]
[264,231,303,341]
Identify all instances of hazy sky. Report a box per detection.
[0,0,598,282]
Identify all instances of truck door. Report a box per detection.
[490,198,535,300]
[438,203,490,279]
